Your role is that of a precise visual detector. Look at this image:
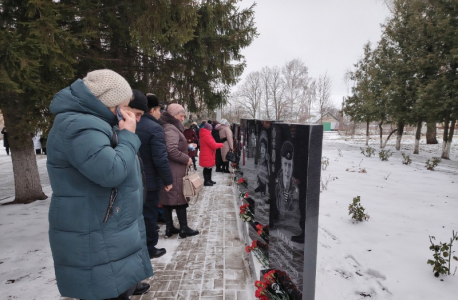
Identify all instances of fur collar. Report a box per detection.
[160,111,184,132]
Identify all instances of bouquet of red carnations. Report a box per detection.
[239,203,254,222]
[245,240,268,268]
[237,177,248,187]
[254,270,289,300]
[256,223,269,242]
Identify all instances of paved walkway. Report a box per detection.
[62,170,254,300]
[131,171,253,300]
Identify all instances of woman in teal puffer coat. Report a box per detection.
[46,69,153,300]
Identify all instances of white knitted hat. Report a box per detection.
[82,69,133,108]
[219,118,229,125]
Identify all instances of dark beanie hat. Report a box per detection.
[129,89,148,113]
[146,93,160,109]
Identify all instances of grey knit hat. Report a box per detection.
[83,69,133,108]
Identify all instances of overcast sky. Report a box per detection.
[235,0,392,107]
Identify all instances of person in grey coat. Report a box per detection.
[159,103,199,239]
[46,69,152,300]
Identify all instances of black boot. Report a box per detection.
[215,161,223,172]
[209,168,216,184]
[176,206,199,239]
[163,206,179,237]
[223,161,230,173]
[203,168,213,186]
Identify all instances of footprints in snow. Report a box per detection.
[318,226,392,298]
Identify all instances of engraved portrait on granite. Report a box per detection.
[275,140,299,214]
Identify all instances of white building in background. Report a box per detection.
[306,112,339,131]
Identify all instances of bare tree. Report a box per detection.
[222,99,249,124]
[316,72,333,123]
[302,79,316,122]
[269,66,287,120]
[234,71,263,119]
[282,59,309,121]
[260,66,272,120]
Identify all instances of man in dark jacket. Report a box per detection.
[135,93,173,259]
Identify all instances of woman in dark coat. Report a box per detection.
[212,123,227,172]
[1,127,9,155]
[159,104,199,239]
[183,121,198,170]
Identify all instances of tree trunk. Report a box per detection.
[382,129,398,149]
[413,119,422,154]
[378,121,384,149]
[351,121,356,138]
[441,115,450,159]
[2,104,47,204]
[426,121,438,144]
[395,121,404,151]
[365,120,370,146]
[442,118,456,160]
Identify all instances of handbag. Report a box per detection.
[183,166,204,203]
[225,149,237,162]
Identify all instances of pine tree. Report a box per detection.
[0,0,78,203]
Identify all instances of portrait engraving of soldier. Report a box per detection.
[275,140,299,215]
[255,130,269,194]
[247,124,257,158]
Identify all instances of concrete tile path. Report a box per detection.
[63,170,254,300]
[132,171,253,300]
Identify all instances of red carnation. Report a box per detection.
[254,280,267,289]
[255,288,262,298]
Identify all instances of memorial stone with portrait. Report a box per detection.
[235,119,323,300]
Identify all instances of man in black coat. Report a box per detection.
[134,92,173,259]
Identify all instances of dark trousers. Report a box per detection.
[215,149,223,169]
[163,204,189,228]
[191,156,196,169]
[5,146,9,155]
[143,190,160,255]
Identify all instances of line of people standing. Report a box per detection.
[45,69,233,300]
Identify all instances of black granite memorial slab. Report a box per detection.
[268,123,322,300]
[239,119,271,266]
[237,119,322,300]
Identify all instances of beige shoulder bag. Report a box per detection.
[183,166,204,204]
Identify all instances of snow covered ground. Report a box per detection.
[0,133,457,300]
[315,133,458,300]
